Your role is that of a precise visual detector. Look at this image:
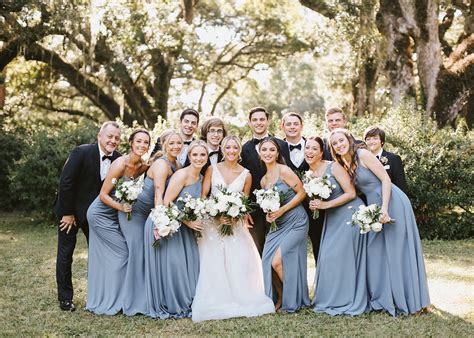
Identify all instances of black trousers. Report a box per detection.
[307,209,324,265]
[56,220,89,301]
[248,208,268,257]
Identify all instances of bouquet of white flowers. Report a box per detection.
[206,185,253,236]
[348,204,394,234]
[150,204,181,248]
[112,177,144,220]
[176,193,208,238]
[254,185,293,232]
[302,171,336,219]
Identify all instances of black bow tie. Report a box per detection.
[208,150,220,157]
[252,138,264,145]
[183,140,192,146]
[102,154,113,161]
[289,144,302,151]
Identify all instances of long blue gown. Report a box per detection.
[86,185,128,315]
[146,176,201,319]
[262,178,310,312]
[313,163,369,315]
[118,175,153,316]
[143,158,177,318]
[355,152,430,316]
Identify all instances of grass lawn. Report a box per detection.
[0,212,473,336]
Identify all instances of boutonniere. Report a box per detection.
[379,156,389,165]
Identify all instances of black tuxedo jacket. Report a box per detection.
[150,136,162,157]
[241,137,290,196]
[282,138,309,178]
[380,149,408,194]
[184,148,224,176]
[53,143,121,227]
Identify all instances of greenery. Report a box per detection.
[0,212,472,335]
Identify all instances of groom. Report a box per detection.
[241,107,289,255]
[53,121,121,311]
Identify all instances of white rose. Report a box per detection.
[371,222,383,232]
[158,226,171,237]
[161,215,170,226]
[170,220,181,232]
[227,205,240,218]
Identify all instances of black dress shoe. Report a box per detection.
[59,300,76,312]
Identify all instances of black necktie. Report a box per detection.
[102,154,113,161]
[289,144,302,151]
[252,138,263,145]
[208,150,219,157]
[183,141,192,146]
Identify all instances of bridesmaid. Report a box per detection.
[117,130,152,315]
[259,137,310,312]
[86,129,150,315]
[329,128,430,316]
[151,140,207,319]
[305,137,369,316]
[143,130,183,318]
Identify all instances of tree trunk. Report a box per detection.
[0,83,5,109]
[376,0,417,106]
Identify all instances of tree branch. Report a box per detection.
[299,0,337,19]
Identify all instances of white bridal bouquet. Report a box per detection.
[348,204,394,234]
[150,204,181,248]
[112,177,144,220]
[302,171,336,219]
[254,186,293,232]
[176,193,208,238]
[206,185,253,236]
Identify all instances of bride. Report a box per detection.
[192,135,275,322]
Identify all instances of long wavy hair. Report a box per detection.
[328,128,363,184]
[150,129,182,162]
[258,136,286,166]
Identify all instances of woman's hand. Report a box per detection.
[122,203,132,213]
[379,207,392,224]
[309,199,330,210]
[244,214,253,228]
[218,215,233,226]
[184,220,203,232]
[266,208,285,223]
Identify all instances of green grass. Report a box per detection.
[0,212,473,336]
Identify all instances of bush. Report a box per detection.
[0,127,26,210]
[350,104,474,240]
[8,122,97,214]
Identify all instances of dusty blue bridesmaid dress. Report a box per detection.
[355,151,430,316]
[143,158,177,318]
[118,174,153,316]
[86,183,128,315]
[313,163,369,315]
[262,178,310,312]
[146,175,201,319]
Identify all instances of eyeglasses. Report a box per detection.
[208,129,224,135]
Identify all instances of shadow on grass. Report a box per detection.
[0,212,473,335]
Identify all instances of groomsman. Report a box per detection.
[323,107,363,160]
[151,108,200,166]
[281,112,322,265]
[364,126,408,194]
[281,112,309,177]
[186,117,226,175]
[241,107,289,255]
[54,122,121,311]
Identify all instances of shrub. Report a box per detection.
[0,127,26,210]
[8,122,97,214]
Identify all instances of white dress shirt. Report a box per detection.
[288,138,305,168]
[98,145,111,181]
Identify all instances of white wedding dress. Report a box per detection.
[191,165,275,322]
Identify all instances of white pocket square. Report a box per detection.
[384,165,390,169]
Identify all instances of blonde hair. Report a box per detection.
[325,107,346,119]
[220,135,242,161]
[187,139,208,156]
[150,129,182,162]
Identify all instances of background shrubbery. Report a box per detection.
[2,105,472,239]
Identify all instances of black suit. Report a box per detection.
[380,149,408,194]
[241,137,289,255]
[281,138,323,264]
[54,143,120,302]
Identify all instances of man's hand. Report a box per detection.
[59,215,76,234]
